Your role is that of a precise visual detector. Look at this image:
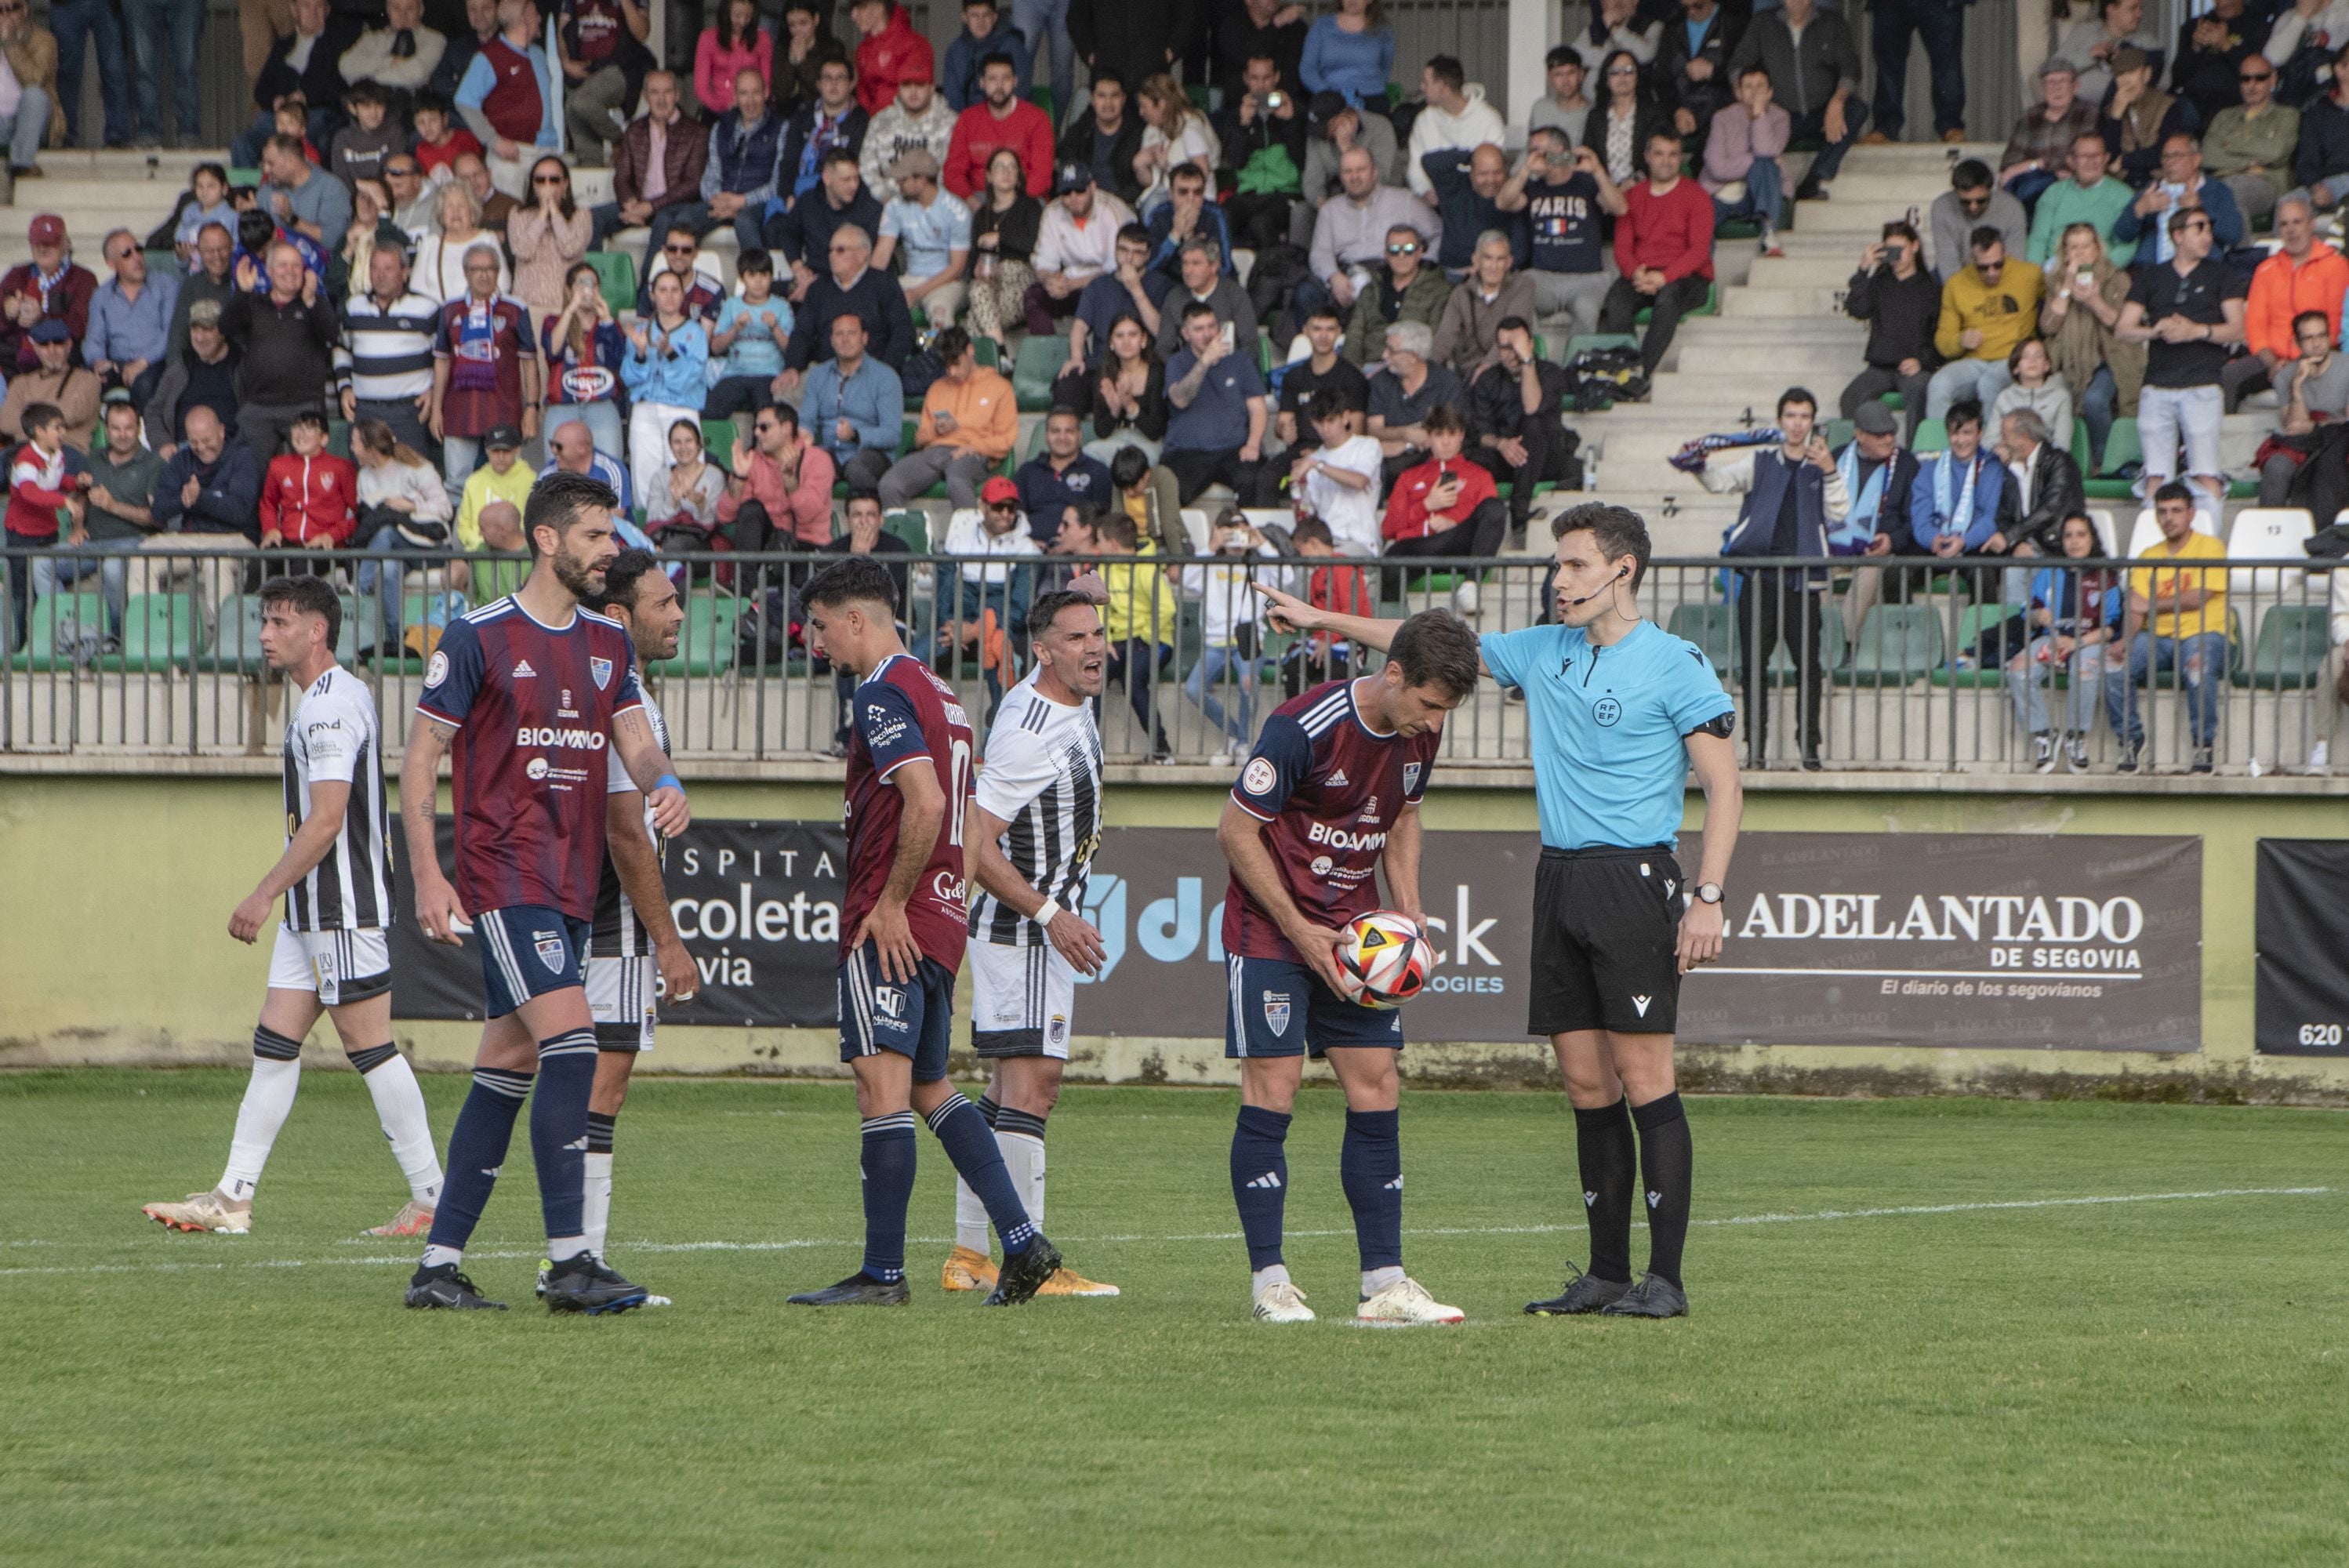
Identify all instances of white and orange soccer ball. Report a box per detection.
[1333,910,1436,1009]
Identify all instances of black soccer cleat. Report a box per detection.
[1523,1264,1632,1316]
[982,1235,1063,1305]
[787,1272,913,1306]
[540,1252,652,1316]
[1598,1272,1689,1319]
[405,1264,507,1311]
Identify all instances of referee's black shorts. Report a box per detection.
[1528,845,1686,1037]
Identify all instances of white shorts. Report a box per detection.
[267,927,392,1007]
[968,938,1075,1060]
[586,953,658,1052]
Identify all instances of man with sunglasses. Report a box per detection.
[2172,0,2271,122]
[634,223,724,323]
[1928,160,2024,284]
[2117,205,2245,508]
[1926,227,2043,419]
[1342,223,1447,369]
[2202,52,2297,224]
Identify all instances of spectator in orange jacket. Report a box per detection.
[944,53,1055,198]
[258,410,360,550]
[849,0,935,118]
[2223,194,2349,410]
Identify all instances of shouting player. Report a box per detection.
[144,575,445,1238]
[1256,502,1743,1319]
[573,548,699,1290]
[1218,611,1482,1326]
[944,589,1120,1300]
[789,555,1065,1308]
[401,472,691,1314]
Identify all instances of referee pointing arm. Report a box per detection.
[1257,502,1744,1320]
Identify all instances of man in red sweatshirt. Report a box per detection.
[851,0,935,118]
[944,53,1055,198]
[1598,129,1716,379]
[258,411,360,557]
[1378,402,1504,604]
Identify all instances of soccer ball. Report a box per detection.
[1334,910,1436,1008]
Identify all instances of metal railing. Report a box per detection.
[3,546,2340,776]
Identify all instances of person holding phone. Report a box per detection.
[1495,128,1626,342]
[1151,236,1264,368]
[1839,219,1940,443]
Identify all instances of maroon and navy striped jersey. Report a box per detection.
[840,652,977,973]
[416,595,644,922]
[1222,679,1440,964]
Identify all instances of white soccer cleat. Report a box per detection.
[365,1200,435,1238]
[143,1190,252,1235]
[1252,1281,1316,1323]
[1356,1276,1465,1327]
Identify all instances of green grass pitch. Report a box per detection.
[3,1069,2344,1566]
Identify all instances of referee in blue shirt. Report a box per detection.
[1257,502,1744,1319]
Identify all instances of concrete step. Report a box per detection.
[1659,343,1867,378]
[1721,285,1848,318]
[1785,201,1930,236]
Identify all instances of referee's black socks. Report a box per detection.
[1573,1098,1637,1284]
[1631,1093,1693,1289]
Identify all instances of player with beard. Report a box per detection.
[401,472,692,1314]
[942,590,1120,1298]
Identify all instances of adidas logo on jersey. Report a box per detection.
[1245,1171,1283,1189]
[514,659,537,677]
[1327,768,1349,786]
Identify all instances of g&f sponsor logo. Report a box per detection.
[525,757,550,780]
[1593,697,1622,727]
[1243,757,1277,795]
[1310,854,1334,877]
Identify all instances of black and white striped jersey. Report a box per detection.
[281,666,394,932]
[590,688,670,957]
[968,673,1104,949]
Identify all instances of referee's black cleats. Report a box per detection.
[542,1252,653,1315]
[405,1264,507,1311]
[1523,1264,1632,1316]
[983,1236,1064,1305]
[788,1272,913,1306]
[1599,1273,1689,1319]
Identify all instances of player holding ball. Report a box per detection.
[1217,611,1483,1327]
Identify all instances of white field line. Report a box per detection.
[0,1187,2329,1280]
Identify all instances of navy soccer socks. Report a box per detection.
[1230,1105,1293,1272]
[859,1111,919,1283]
[1632,1092,1694,1288]
[1340,1108,1403,1289]
[421,1066,533,1263]
[529,1030,599,1259]
[926,1092,1037,1255]
[1574,1096,1638,1284]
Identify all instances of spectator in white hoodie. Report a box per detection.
[862,77,960,204]
[1179,508,1282,762]
[1407,56,1510,201]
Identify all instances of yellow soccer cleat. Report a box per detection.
[143,1191,252,1235]
[1035,1267,1120,1298]
[941,1245,999,1292]
[365,1200,436,1238]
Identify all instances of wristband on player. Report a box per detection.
[655,772,684,795]
[1033,897,1063,926]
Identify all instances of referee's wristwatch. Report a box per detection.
[1694,882,1724,906]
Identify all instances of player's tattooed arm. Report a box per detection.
[1383,803,1425,933]
[611,707,692,835]
[606,789,699,1003]
[400,714,468,946]
[855,761,945,984]
[1218,797,1349,993]
[1676,730,1743,974]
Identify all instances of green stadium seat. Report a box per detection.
[1665,602,1737,676]
[2234,604,2329,688]
[1635,281,1716,325]
[1912,418,1948,453]
[13,590,106,671]
[1024,418,1051,463]
[228,165,262,187]
[1879,391,1904,412]
[585,250,637,318]
[703,416,742,457]
[884,509,928,550]
[203,593,270,673]
[118,592,201,671]
[1929,604,2018,687]
[1766,605,1846,684]
[1821,419,1853,450]
[143,249,184,280]
[1013,335,1071,411]
[337,593,382,666]
[651,593,739,676]
[2084,418,2140,499]
[1842,604,1944,685]
[326,419,351,459]
[973,336,1000,370]
[1031,85,1055,123]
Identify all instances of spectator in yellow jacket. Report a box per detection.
[1928,229,2043,419]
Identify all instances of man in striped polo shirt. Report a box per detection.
[336,244,440,457]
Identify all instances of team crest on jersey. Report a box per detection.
[533,930,565,971]
[1263,992,1291,1035]
[590,656,613,691]
[1403,762,1422,794]
[1048,1014,1068,1046]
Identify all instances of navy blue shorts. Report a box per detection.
[839,938,956,1083]
[1224,954,1405,1060]
[475,905,590,1018]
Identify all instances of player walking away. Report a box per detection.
[944,590,1121,1300]
[1255,503,1744,1319]
[563,548,702,1301]
[1218,612,1482,1327]
[143,575,445,1239]
[789,555,1066,1308]
[400,472,692,1314]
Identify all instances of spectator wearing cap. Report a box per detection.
[591,71,709,251]
[862,74,957,203]
[453,0,563,201]
[431,242,541,500]
[1827,401,1919,641]
[1026,161,1138,338]
[1841,220,1939,442]
[944,52,1053,200]
[145,298,243,456]
[798,310,902,488]
[2024,132,2136,267]
[2053,0,2162,108]
[942,0,1029,114]
[454,422,534,550]
[166,222,236,367]
[1060,70,1147,209]
[2099,46,2186,186]
[768,147,884,303]
[779,221,916,379]
[84,229,178,412]
[1302,136,1440,330]
[1930,160,2027,281]
[1299,91,1401,211]
[936,470,1043,720]
[0,0,57,180]
[2290,43,2349,215]
[1725,0,1864,201]
[0,214,96,374]
[1153,237,1262,367]
[877,324,1013,510]
[1999,58,2100,209]
[776,52,866,210]
[0,318,100,445]
[873,148,972,326]
[1596,129,1715,379]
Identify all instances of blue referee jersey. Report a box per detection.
[1479,619,1734,851]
